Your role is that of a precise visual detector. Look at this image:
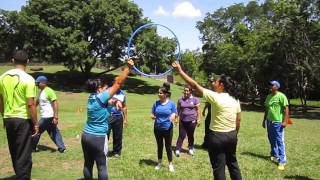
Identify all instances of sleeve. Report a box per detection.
[46,88,57,102]
[203,88,217,105]
[236,100,241,113]
[25,78,36,98]
[99,90,111,103]
[152,102,156,114]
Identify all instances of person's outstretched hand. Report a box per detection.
[172,61,182,72]
[127,58,134,67]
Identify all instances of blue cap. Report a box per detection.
[35,76,48,83]
[270,80,280,88]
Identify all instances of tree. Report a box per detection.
[197,0,320,105]
[13,0,144,76]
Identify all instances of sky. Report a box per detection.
[0,0,251,50]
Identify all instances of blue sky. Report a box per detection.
[0,0,251,50]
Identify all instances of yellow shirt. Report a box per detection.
[203,89,241,132]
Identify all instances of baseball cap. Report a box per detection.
[270,80,280,88]
[35,76,48,83]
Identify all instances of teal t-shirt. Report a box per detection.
[84,90,111,136]
[265,91,289,122]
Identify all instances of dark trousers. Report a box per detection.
[154,127,173,162]
[32,117,66,152]
[207,130,242,180]
[107,115,123,155]
[176,120,196,150]
[4,118,33,180]
[203,112,211,147]
[81,132,108,180]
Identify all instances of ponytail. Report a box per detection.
[159,82,171,98]
[219,75,240,100]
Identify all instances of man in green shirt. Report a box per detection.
[262,80,290,171]
[0,50,39,179]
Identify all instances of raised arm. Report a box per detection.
[172,62,204,95]
[108,59,134,97]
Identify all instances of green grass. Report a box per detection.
[0,65,320,180]
[290,98,320,107]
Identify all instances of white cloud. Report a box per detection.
[172,1,201,18]
[153,5,170,16]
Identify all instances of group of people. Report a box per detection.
[0,50,290,180]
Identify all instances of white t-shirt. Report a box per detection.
[38,87,57,118]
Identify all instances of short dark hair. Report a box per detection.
[86,78,106,93]
[12,50,29,65]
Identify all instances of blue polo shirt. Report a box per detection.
[152,100,177,130]
[84,90,111,136]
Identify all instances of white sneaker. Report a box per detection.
[155,163,161,170]
[188,148,194,156]
[168,164,175,172]
[175,150,180,157]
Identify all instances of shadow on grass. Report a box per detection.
[29,71,160,95]
[284,175,316,180]
[36,144,57,152]
[77,178,98,180]
[139,159,158,166]
[241,152,269,160]
[0,175,16,180]
[290,105,320,120]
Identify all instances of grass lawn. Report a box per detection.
[0,65,319,180]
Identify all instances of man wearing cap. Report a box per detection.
[0,50,39,179]
[32,75,66,153]
[262,80,290,170]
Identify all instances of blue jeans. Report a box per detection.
[32,117,66,152]
[266,120,286,164]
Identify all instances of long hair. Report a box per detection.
[219,75,240,100]
[159,82,171,98]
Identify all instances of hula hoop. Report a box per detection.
[127,23,181,78]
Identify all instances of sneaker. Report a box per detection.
[188,148,194,156]
[114,153,120,158]
[155,163,161,170]
[278,163,285,170]
[58,148,66,153]
[175,150,180,157]
[168,164,175,172]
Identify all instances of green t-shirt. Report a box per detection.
[0,69,36,119]
[265,91,289,122]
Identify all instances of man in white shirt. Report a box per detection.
[32,76,66,153]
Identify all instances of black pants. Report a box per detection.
[81,132,108,180]
[207,130,242,180]
[107,115,123,155]
[203,112,211,147]
[154,127,173,162]
[4,118,33,180]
